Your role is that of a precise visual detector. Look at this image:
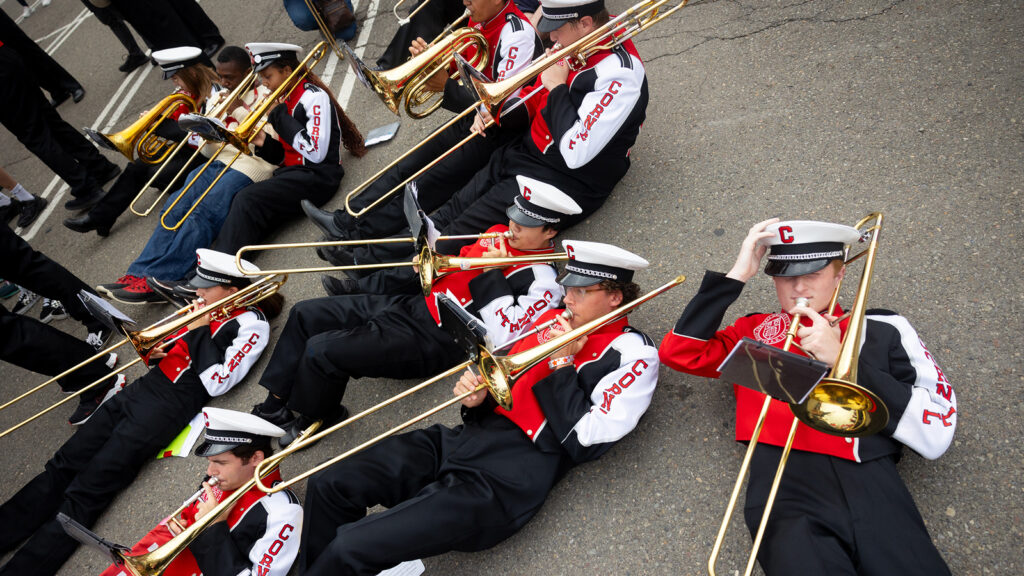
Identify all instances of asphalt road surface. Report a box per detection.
[1,0,1021,574]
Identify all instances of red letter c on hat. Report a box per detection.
[523,186,532,201]
[779,226,794,243]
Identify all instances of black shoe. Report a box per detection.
[317,242,355,266]
[49,91,71,107]
[147,278,190,307]
[14,196,47,228]
[64,189,106,212]
[119,52,149,73]
[94,163,122,187]
[72,87,86,103]
[251,401,296,429]
[69,374,125,426]
[321,274,359,296]
[280,405,349,449]
[302,199,345,238]
[63,213,111,237]
[203,38,225,58]
[39,298,69,324]
[172,281,198,301]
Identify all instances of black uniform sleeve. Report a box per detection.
[268,101,305,146]
[671,270,745,338]
[254,134,285,165]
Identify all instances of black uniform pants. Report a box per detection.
[0,11,81,99]
[0,223,102,330]
[375,0,466,69]
[213,164,343,255]
[78,0,146,57]
[87,151,202,230]
[0,306,112,392]
[258,293,463,420]
[107,0,211,55]
[744,445,951,576]
[0,47,117,199]
[0,371,209,576]
[337,115,516,241]
[300,417,563,575]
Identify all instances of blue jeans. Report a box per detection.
[127,161,252,281]
[283,0,357,41]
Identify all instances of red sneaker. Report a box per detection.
[109,276,164,305]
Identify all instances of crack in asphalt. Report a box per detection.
[641,0,908,64]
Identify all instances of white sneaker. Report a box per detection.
[22,6,32,18]
[42,0,52,6]
[12,289,40,315]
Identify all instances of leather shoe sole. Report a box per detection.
[63,214,110,237]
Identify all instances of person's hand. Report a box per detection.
[791,303,841,366]
[470,107,494,137]
[192,481,230,524]
[250,129,268,148]
[408,37,430,57]
[726,217,780,283]
[480,235,509,259]
[147,345,169,362]
[547,315,585,365]
[454,369,488,408]
[540,47,570,90]
[411,254,420,274]
[186,298,211,331]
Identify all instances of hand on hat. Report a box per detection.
[726,217,780,283]
[790,303,841,367]
[455,369,488,408]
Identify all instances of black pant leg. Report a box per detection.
[352,266,421,295]
[433,176,520,254]
[0,307,111,391]
[374,0,463,69]
[108,0,202,52]
[213,165,343,255]
[41,102,119,180]
[0,47,98,197]
[0,224,101,329]
[166,0,224,46]
[300,425,446,573]
[287,300,464,419]
[0,11,81,97]
[88,152,197,228]
[0,384,128,554]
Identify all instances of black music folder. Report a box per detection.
[717,337,829,404]
[57,513,131,566]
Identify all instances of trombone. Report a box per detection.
[251,273,687,494]
[343,10,484,118]
[158,42,330,231]
[0,274,287,440]
[85,92,198,165]
[235,231,570,295]
[343,0,691,219]
[128,71,260,217]
[708,213,889,576]
[393,0,434,25]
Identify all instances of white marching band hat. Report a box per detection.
[245,42,303,72]
[152,46,205,80]
[758,220,863,277]
[537,0,606,33]
[191,248,258,289]
[195,407,286,457]
[559,240,648,287]
[507,175,582,228]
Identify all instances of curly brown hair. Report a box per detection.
[597,279,641,306]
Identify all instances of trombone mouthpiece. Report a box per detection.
[502,230,513,238]
[561,309,573,320]
[795,297,809,307]
[207,476,219,486]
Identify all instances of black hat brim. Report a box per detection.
[558,270,602,287]
[189,275,221,289]
[506,204,546,228]
[194,440,235,457]
[764,257,835,277]
[537,16,570,33]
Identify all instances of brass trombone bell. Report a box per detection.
[85,92,197,164]
[251,274,686,495]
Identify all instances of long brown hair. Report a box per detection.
[272,55,367,158]
[176,63,221,107]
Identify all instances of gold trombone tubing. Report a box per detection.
[344,0,690,218]
[0,275,286,440]
[130,71,260,218]
[253,274,686,494]
[158,42,329,231]
[708,213,889,576]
